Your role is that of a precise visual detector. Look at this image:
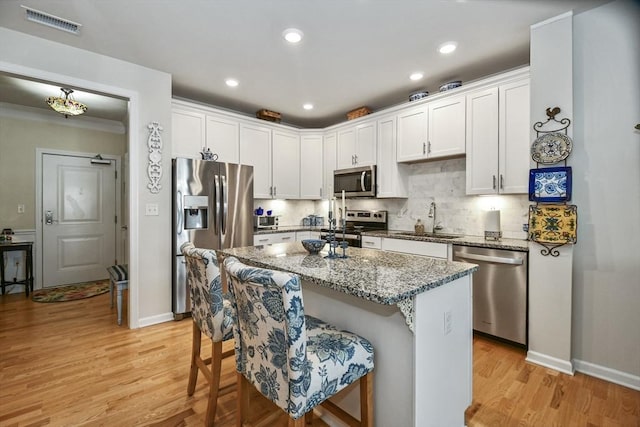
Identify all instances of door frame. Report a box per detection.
[35,149,122,290]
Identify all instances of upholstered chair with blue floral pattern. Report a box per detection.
[181,242,235,427]
[223,256,374,427]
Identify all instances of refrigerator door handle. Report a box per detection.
[221,174,228,235]
[214,174,221,235]
[176,190,183,234]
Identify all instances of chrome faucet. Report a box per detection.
[427,202,436,233]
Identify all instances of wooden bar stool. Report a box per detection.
[223,256,375,427]
[181,243,235,426]
[106,264,128,325]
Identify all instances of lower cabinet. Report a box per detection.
[361,236,382,250]
[295,231,321,241]
[253,232,296,246]
[381,238,448,259]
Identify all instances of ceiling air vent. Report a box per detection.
[21,5,82,35]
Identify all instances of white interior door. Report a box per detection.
[42,154,117,287]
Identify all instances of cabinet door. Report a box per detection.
[377,115,408,198]
[466,88,499,195]
[300,134,323,199]
[206,114,239,163]
[172,107,205,158]
[272,232,296,243]
[397,105,428,162]
[323,132,337,198]
[336,127,356,169]
[428,95,466,158]
[499,79,530,194]
[354,120,376,166]
[240,124,272,199]
[253,234,273,245]
[272,130,300,199]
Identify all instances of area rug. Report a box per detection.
[32,280,110,303]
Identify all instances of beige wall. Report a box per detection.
[0,115,126,229]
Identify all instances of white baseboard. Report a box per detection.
[137,312,174,328]
[573,359,640,391]
[526,351,575,375]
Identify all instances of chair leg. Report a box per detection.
[305,411,313,425]
[288,417,306,427]
[359,371,374,427]
[236,372,250,427]
[205,341,223,427]
[109,278,114,308]
[187,322,201,396]
[116,284,124,325]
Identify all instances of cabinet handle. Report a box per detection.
[320,188,322,197]
[492,175,497,190]
[423,142,426,155]
[269,186,273,196]
[427,141,432,154]
[258,238,269,243]
[354,154,358,164]
[500,174,504,190]
[281,236,291,240]
[351,155,355,165]
[273,186,277,197]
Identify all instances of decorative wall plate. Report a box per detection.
[528,166,572,202]
[528,204,577,244]
[531,132,573,164]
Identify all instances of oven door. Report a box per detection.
[319,232,362,248]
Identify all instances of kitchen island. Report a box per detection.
[220,243,477,427]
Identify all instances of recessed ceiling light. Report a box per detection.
[225,78,239,87]
[303,103,314,110]
[439,42,458,54]
[283,28,304,44]
[409,72,424,81]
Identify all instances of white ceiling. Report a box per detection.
[0,0,610,128]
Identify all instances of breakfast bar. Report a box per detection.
[220,242,478,427]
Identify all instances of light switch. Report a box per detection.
[17,204,25,214]
[145,203,159,216]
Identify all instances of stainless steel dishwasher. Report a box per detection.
[453,245,528,346]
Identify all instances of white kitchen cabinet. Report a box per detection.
[323,132,337,198]
[300,133,324,199]
[206,114,239,163]
[381,238,448,259]
[376,115,409,198]
[272,130,300,199]
[240,123,272,199]
[361,235,382,250]
[466,78,530,195]
[396,96,466,162]
[427,95,466,158]
[336,120,376,169]
[172,106,206,158]
[253,232,296,246]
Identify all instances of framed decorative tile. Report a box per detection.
[528,204,577,244]
[528,166,572,202]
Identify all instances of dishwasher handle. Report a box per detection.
[454,251,524,265]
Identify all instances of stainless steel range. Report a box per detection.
[319,210,387,248]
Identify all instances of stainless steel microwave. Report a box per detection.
[334,165,376,198]
[254,215,278,230]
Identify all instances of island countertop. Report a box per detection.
[219,242,477,305]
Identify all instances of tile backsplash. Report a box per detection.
[257,157,530,240]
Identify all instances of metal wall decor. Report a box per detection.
[147,122,163,194]
[528,107,578,256]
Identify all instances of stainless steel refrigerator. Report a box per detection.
[172,157,254,319]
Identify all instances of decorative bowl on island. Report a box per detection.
[301,239,325,254]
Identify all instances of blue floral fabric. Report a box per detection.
[223,256,375,420]
[181,243,233,342]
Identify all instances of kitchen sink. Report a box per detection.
[394,232,460,239]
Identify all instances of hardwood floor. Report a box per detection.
[1,292,638,426]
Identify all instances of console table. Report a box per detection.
[0,242,34,296]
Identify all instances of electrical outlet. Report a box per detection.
[145,203,159,216]
[17,204,25,214]
[444,309,453,335]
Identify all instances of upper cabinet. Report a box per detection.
[172,106,205,158]
[239,123,272,199]
[300,133,324,199]
[323,132,337,198]
[272,129,300,199]
[206,115,239,163]
[466,78,530,195]
[376,115,408,198]
[396,96,466,162]
[336,120,376,169]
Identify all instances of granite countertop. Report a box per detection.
[219,242,477,305]
[363,230,529,251]
[254,226,323,235]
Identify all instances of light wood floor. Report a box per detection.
[1,292,638,426]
